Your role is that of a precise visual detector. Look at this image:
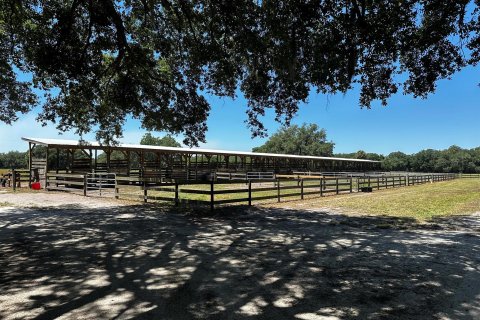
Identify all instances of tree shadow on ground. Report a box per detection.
[0,203,479,320]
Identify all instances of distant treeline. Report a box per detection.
[0,151,27,169]
[2,145,480,173]
[335,146,480,173]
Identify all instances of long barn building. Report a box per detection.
[23,137,381,182]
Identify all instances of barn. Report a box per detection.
[22,137,381,186]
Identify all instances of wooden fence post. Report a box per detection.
[12,169,16,191]
[210,181,214,211]
[248,180,252,206]
[277,179,281,202]
[350,178,353,193]
[174,182,179,206]
[300,179,304,200]
[143,180,147,203]
[320,178,323,197]
[336,178,339,195]
[114,176,119,199]
[83,175,87,196]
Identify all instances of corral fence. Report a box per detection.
[0,169,36,190]
[45,172,117,197]
[46,173,86,194]
[86,173,116,196]
[214,171,275,181]
[114,177,354,210]
[357,173,455,191]
[8,171,460,210]
[458,173,480,179]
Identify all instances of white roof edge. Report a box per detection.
[22,137,381,163]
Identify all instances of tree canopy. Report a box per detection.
[382,147,480,173]
[1,1,479,145]
[252,124,334,156]
[140,133,181,147]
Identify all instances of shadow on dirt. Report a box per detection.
[0,203,479,319]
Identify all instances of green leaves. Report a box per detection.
[1,1,479,145]
[140,132,181,147]
[252,123,334,156]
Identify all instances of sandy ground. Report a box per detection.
[0,191,479,320]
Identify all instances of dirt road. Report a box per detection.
[0,191,479,319]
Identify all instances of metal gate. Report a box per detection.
[86,173,116,197]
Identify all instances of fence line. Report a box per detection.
[458,173,480,179]
[1,169,35,190]
[3,170,460,211]
[114,174,455,210]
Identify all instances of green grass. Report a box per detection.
[286,178,480,221]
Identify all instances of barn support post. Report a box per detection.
[115,177,119,199]
[83,175,87,196]
[277,179,281,202]
[126,151,131,176]
[210,181,214,211]
[106,149,111,173]
[28,142,32,187]
[44,147,49,189]
[94,149,98,172]
[174,182,179,206]
[56,148,60,173]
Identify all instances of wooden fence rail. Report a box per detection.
[6,170,458,211]
[114,177,354,210]
[1,169,33,190]
[458,173,480,179]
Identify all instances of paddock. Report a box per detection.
[0,137,451,209]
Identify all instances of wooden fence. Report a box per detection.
[214,171,276,181]
[357,173,455,191]
[9,171,459,211]
[114,177,354,210]
[357,175,407,190]
[46,173,87,194]
[1,169,32,190]
[458,173,480,179]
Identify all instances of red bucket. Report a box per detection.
[31,182,41,190]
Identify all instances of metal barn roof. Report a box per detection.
[22,137,380,163]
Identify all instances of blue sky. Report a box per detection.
[1,65,479,154]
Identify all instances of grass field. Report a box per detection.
[272,178,480,221]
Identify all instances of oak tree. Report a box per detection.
[1,1,477,145]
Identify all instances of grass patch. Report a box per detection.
[290,179,480,221]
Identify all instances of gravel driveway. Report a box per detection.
[0,191,479,319]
